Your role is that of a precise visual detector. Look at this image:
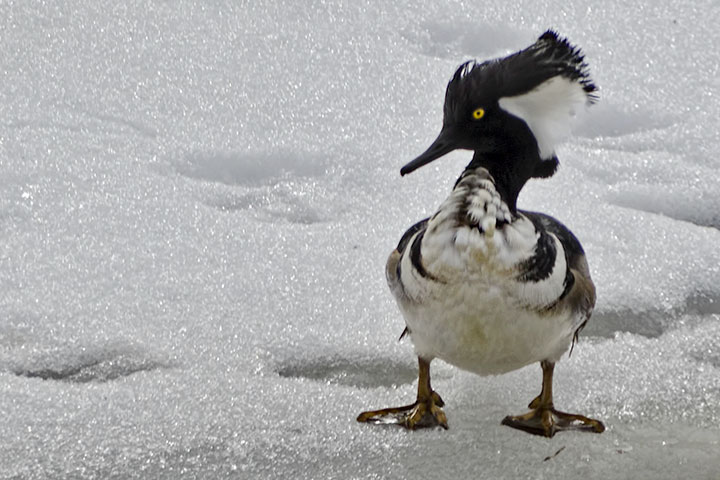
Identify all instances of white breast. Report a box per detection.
[399,278,575,375]
[391,168,575,375]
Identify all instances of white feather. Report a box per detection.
[498,76,589,160]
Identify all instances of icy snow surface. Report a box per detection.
[1,1,719,478]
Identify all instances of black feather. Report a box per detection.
[443,30,597,126]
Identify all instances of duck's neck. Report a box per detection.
[466,150,538,214]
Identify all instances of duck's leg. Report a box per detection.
[357,357,448,429]
[501,360,605,438]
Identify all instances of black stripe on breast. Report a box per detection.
[540,267,576,313]
[518,217,557,282]
[410,230,432,279]
[396,218,429,254]
[558,268,575,301]
[395,218,442,283]
[522,210,585,259]
[521,210,588,290]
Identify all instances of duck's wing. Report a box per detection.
[521,211,596,337]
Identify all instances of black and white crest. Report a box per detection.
[444,30,597,160]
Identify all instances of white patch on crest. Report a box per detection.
[498,76,589,159]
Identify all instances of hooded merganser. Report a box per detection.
[358,30,604,437]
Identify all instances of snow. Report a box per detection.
[1,0,719,478]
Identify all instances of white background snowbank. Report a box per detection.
[1,1,718,478]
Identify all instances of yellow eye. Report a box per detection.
[472,108,485,120]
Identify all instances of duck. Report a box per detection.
[357,30,605,437]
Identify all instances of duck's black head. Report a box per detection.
[401,30,597,208]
